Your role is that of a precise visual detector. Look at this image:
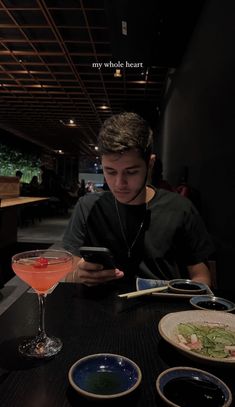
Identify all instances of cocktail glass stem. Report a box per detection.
[18,292,63,358]
[37,293,47,340]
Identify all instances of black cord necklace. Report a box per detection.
[114,198,147,258]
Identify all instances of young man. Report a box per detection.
[63,112,214,286]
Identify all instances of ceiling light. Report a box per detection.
[54,149,64,154]
[99,104,109,110]
[59,119,78,128]
[114,69,122,78]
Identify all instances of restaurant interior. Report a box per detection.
[1,0,208,285]
[0,1,235,406]
[1,0,234,289]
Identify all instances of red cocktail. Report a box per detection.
[12,249,73,358]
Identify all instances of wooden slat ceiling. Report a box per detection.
[0,0,205,158]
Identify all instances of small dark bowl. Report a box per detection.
[156,366,232,407]
[68,353,142,400]
[190,295,235,312]
[168,279,207,295]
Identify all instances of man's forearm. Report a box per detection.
[187,262,212,287]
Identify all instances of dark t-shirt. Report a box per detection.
[63,188,214,280]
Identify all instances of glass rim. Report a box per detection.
[12,249,73,264]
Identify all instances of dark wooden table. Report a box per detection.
[0,281,234,407]
[0,196,48,248]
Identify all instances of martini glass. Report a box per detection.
[12,249,73,358]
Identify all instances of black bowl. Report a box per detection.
[156,366,232,406]
[190,295,235,312]
[168,279,207,294]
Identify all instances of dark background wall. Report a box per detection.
[158,0,235,289]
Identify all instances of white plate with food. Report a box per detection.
[158,310,235,365]
[136,278,213,299]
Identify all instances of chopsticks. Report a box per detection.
[118,285,168,299]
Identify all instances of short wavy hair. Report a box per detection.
[98,112,153,161]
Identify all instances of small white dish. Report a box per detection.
[190,295,235,312]
[68,353,142,400]
[156,366,232,406]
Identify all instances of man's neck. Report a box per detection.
[146,185,156,203]
[129,186,155,205]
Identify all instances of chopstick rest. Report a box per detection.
[118,285,168,299]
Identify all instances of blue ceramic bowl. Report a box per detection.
[156,367,232,407]
[68,353,142,400]
[190,295,235,312]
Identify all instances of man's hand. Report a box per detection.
[65,255,124,286]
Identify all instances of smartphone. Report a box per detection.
[79,246,115,269]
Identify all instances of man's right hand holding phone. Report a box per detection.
[65,255,124,286]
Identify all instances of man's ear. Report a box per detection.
[149,154,156,171]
